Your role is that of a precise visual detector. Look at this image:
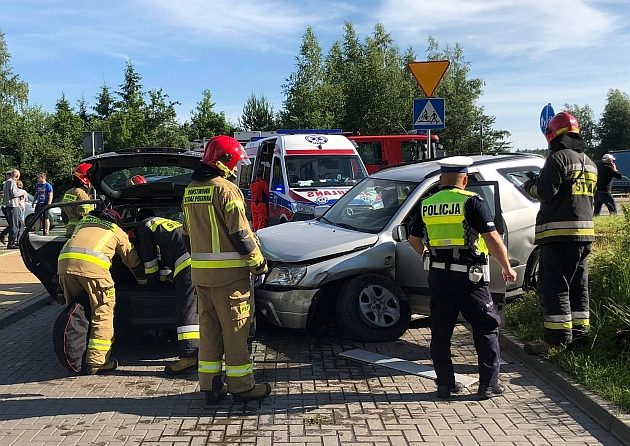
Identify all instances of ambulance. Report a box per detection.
[237,130,369,225]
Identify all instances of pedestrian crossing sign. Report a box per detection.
[413,98,445,130]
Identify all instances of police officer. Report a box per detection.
[132,209,198,375]
[62,163,95,237]
[183,135,270,405]
[408,156,517,399]
[58,209,144,374]
[524,112,597,355]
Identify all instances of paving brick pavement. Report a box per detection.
[0,303,623,446]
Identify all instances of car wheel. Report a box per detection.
[25,214,35,231]
[336,274,411,342]
[523,248,540,292]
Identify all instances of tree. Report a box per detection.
[563,103,597,155]
[144,88,187,147]
[184,89,234,140]
[239,93,276,131]
[77,94,91,126]
[117,60,144,108]
[94,83,114,119]
[597,89,630,159]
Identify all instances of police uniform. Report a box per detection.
[57,214,143,370]
[135,217,197,358]
[62,186,94,236]
[182,168,267,397]
[410,157,501,394]
[531,140,596,347]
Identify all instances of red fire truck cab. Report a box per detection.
[348,134,442,174]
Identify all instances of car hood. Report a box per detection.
[257,220,379,263]
[83,148,202,203]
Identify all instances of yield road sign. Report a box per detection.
[413,98,445,130]
[540,103,555,135]
[408,60,450,98]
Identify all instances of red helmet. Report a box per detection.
[126,175,147,186]
[73,163,92,187]
[545,112,580,144]
[201,135,250,177]
[100,208,121,226]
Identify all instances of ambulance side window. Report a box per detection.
[270,157,284,192]
[238,163,253,189]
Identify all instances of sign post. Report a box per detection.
[407,60,450,158]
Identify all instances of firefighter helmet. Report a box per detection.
[100,208,121,226]
[545,112,580,144]
[201,135,250,177]
[73,163,92,187]
[126,175,147,186]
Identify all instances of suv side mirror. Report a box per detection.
[314,205,331,219]
[392,224,408,242]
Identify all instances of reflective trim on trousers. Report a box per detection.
[572,318,590,328]
[177,324,200,340]
[544,321,572,330]
[88,338,112,351]
[198,360,222,374]
[546,314,572,323]
[225,362,254,378]
[173,254,192,277]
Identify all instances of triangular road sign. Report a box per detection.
[414,100,443,126]
[408,60,450,97]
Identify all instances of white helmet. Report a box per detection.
[602,153,615,162]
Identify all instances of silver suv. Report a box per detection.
[255,154,545,342]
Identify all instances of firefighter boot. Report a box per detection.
[85,359,118,375]
[232,382,272,402]
[478,383,505,400]
[164,356,197,376]
[436,382,464,399]
[523,340,559,355]
[204,376,228,405]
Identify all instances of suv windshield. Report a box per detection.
[102,166,193,191]
[321,178,418,234]
[285,155,367,188]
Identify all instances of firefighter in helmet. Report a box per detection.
[57,208,144,374]
[182,135,270,404]
[130,208,198,375]
[524,112,597,355]
[62,163,96,236]
[126,175,147,187]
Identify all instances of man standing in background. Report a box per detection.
[2,169,25,249]
[33,172,54,235]
[594,153,622,216]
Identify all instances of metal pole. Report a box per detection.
[91,132,97,199]
[427,129,432,158]
[479,123,484,155]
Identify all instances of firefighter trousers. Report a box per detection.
[174,266,199,357]
[59,273,116,367]
[538,242,591,345]
[196,276,254,394]
[428,268,501,387]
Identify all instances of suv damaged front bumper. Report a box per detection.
[255,287,320,329]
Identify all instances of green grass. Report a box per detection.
[506,206,630,413]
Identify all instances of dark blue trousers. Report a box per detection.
[429,268,501,387]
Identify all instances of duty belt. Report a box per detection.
[430,262,469,273]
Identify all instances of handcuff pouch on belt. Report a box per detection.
[468,263,490,283]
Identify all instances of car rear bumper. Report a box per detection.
[255,288,319,329]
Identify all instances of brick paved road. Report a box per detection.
[0,304,621,446]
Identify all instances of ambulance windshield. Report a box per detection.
[285,155,367,188]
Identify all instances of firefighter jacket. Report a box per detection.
[136,217,191,285]
[420,188,490,264]
[182,174,265,287]
[58,215,142,280]
[62,187,95,227]
[534,148,597,245]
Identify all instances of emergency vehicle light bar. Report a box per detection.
[276,129,343,135]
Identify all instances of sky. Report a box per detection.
[2,0,630,152]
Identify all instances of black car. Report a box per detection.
[20,147,202,328]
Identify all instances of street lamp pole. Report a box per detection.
[479,122,484,155]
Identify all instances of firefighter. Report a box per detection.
[250,167,269,231]
[408,156,517,399]
[57,208,144,375]
[126,175,147,187]
[62,163,95,237]
[182,135,270,405]
[131,209,198,375]
[524,112,597,355]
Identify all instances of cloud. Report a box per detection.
[375,0,619,57]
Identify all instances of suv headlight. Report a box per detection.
[265,265,307,286]
[292,202,315,214]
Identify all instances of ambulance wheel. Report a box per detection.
[336,274,410,342]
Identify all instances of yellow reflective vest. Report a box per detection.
[182,175,265,287]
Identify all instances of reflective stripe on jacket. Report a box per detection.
[534,149,597,244]
[62,187,95,223]
[182,176,265,287]
[135,217,190,283]
[421,188,489,256]
[58,215,142,279]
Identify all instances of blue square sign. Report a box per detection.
[413,98,445,130]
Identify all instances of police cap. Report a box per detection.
[437,156,474,173]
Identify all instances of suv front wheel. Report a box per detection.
[336,274,411,342]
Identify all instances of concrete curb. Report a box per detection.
[0,292,55,330]
[501,332,630,446]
